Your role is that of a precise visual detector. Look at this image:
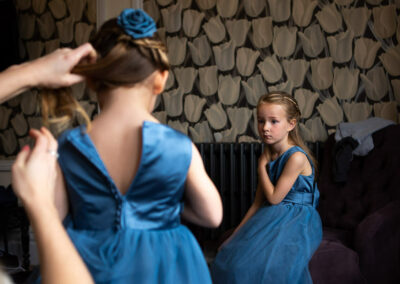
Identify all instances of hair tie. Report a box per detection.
[117,8,156,39]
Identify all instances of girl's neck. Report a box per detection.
[98,85,156,117]
[90,85,158,131]
[269,142,294,160]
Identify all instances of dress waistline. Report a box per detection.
[282,191,314,206]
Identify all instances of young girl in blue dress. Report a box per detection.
[210,92,322,283]
[40,9,222,284]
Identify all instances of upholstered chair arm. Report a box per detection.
[354,200,400,284]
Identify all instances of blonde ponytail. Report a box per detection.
[41,88,91,134]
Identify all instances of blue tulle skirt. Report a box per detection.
[66,224,212,284]
[210,202,322,284]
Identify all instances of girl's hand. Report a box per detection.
[12,127,59,214]
[258,149,269,168]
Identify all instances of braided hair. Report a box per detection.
[41,18,169,132]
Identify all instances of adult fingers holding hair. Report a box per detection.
[0,43,97,103]
[32,43,97,88]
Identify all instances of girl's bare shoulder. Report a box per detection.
[286,151,309,168]
[286,151,312,175]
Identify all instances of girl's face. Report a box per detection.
[257,103,295,145]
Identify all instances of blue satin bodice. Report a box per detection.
[58,121,192,231]
[268,146,319,207]
[53,121,212,283]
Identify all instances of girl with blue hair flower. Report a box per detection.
[38,8,222,284]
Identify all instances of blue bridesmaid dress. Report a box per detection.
[56,121,212,284]
[210,146,322,284]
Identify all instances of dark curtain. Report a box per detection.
[0,0,19,71]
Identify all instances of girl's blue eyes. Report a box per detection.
[257,119,279,124]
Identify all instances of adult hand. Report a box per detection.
[12,128,95,284]
[12,127,59,214]
[0,43,96,103]
[30,43,96,88]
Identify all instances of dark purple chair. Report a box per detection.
[310,124,400,284]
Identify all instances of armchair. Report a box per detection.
[309,124,400,284]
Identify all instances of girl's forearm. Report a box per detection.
[182,203,218,228]
[219,186,263,249]
[257,165,276,203]
[233,203,260,234]
[234,183,266,234]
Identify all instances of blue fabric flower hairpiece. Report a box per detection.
[117,8,156,39]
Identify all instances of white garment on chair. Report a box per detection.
[335,117,395,156]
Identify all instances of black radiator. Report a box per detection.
[190,143,265,245]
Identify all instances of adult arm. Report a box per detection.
[11,127,93,284]
[0,43,95,104]
[181,144,223,228]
